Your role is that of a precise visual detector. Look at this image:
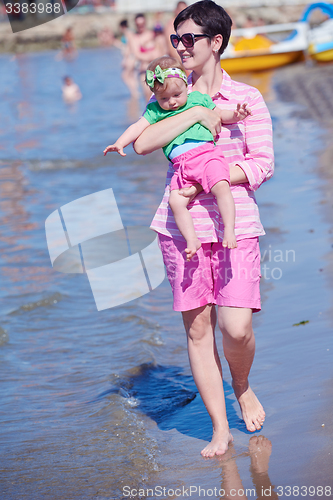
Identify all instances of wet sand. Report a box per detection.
[273,61,333,489]
[1,49,333,499]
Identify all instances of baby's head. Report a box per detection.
[146,56,188,111]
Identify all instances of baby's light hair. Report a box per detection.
[146,56,187,93]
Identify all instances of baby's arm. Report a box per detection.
[103,117,150,157]
[214,103,252,124]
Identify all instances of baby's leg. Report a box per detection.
[210,181,237,249]
[169,189,201,261]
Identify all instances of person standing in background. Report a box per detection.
[117,19,140,99]
[153,21,168,59]
[164,1,187,60]
[128,13,165,101]
[61,27,77,60]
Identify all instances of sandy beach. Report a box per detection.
[0,43,333,498]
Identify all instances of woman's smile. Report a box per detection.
[176,19,213,71]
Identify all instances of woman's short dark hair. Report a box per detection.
[174,0,232,55]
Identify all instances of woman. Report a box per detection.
[134,0,274,458]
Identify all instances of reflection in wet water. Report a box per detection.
[219,437,278,500]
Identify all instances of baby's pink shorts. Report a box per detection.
[158,234,261,312]
[170,142,230,193]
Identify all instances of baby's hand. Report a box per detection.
[234,102,252,121]
[103,143,126,156]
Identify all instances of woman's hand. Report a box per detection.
[196,107,222,137]
[134,106,222,155]
[178,184,203,202]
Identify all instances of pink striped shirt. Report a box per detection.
[150,69,274,242]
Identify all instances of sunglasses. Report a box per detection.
[170,32,210,49]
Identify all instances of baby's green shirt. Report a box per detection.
[143,91,216,160]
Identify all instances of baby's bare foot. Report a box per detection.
[233,384,265,432]
[201,429,234,458]
[222,228,237,249]
[185,239,202,261]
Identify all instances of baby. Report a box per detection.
[104,55,251,260]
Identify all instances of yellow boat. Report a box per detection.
[220,22,308,73]
[301,3,333,62]
[309,45,333,61]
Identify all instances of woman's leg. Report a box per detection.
[182,304,233,457]
[218,306,265,432]
[169,189,201,261]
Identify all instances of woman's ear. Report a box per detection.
[212,34,223,53]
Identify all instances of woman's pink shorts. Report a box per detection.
[170,142,230,194]
[158,234,261,312]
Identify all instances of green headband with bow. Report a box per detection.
[146,65,188,89]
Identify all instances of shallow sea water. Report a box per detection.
[0,49,333,499]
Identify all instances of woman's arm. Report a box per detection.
[133,106,222,155]
[179,164,248,200]
[230,165,248,185]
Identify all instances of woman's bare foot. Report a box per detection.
[233,384,265,432]
[222,227,237,249]
[201,428,234,458]
[185,238,202,261]
[249,435,272,474]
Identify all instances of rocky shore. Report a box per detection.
[0,3,325,53]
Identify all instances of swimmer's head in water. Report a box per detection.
[146,56,187,92]
[63,76,73,85]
